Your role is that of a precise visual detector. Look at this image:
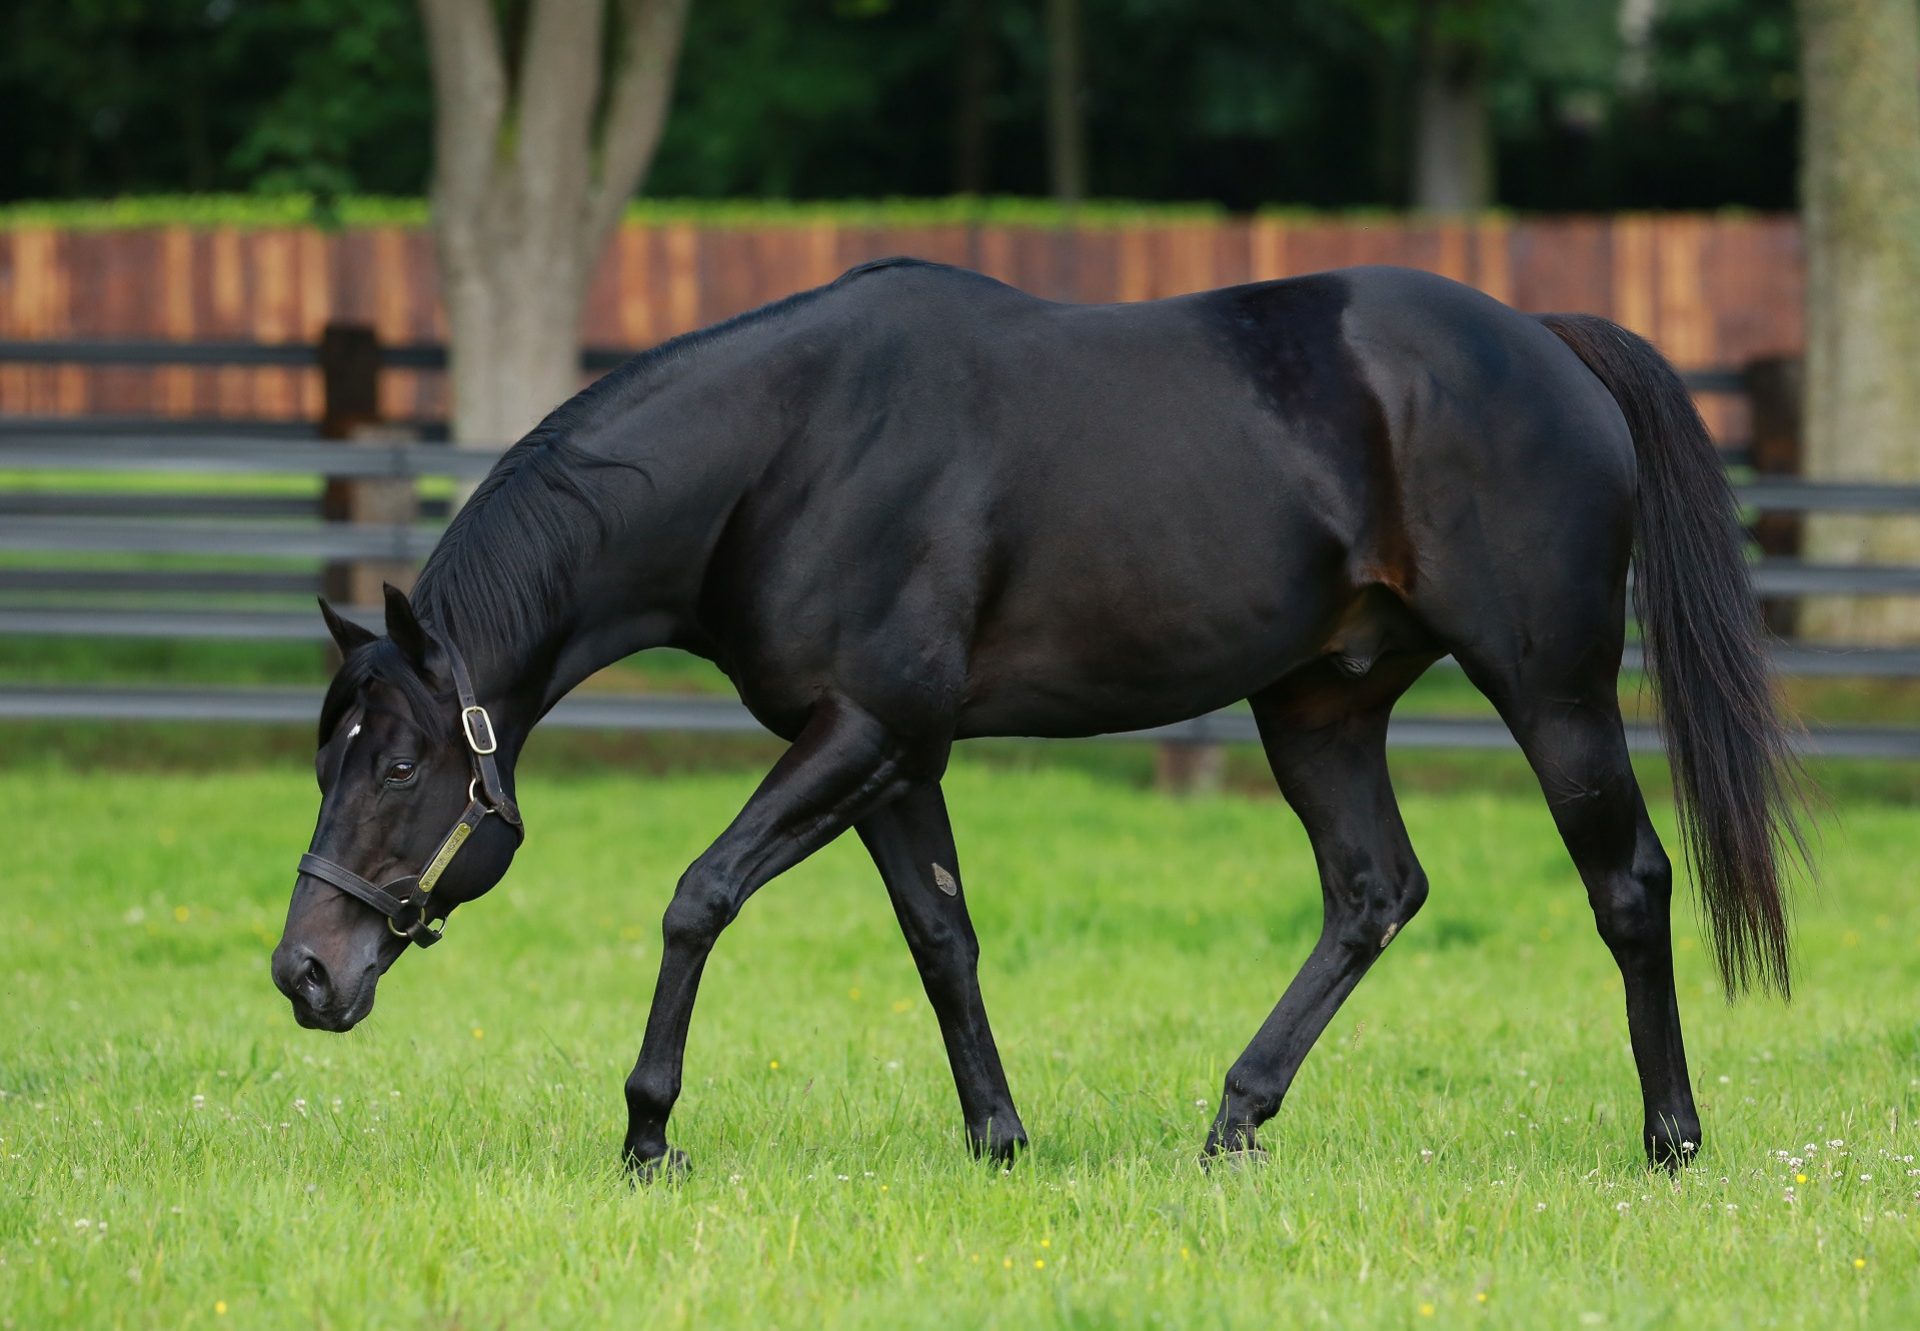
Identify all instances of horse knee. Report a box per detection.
[661,862,734,951]
[1588,852,1672,954]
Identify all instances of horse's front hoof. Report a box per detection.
[968,1119,1029,1166]
[966,1109,1029,1165]
[1201,1116,1264,1160]
[1646,1128,1700,1173]
[1200,1142,1269,1173]
[625,1144,691,1184]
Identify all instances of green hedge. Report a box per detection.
[0,194,1228,232]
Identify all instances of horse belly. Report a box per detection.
[955,538,1341,739]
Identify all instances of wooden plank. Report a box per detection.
[665,223,700,337]
[1611,214,1657,337]
[1115,227,1151,302]
[1251,217,1288,280]
[976,224,1015,287]
[0,233,30,410]
[251,229,297,419]
[210,228,248,417]
[296,228,332,418]
[158,227,195,416]
[1471,217,1513,304]
[806,222,840,289]
[0,569,320,596]
[615,224,656,350]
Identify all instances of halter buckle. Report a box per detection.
[387,912,446,946]
[461,704,498,755]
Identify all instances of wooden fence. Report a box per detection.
[0,214,1805,444]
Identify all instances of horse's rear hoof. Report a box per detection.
[625,1144,691,1184]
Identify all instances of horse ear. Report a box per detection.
[382,583,432,667]
[317,598,376,654]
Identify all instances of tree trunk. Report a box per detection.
[1616,0,1660,94]
[954,0,992,195]
[419,0,690,452]
[1795,0,1920,643]
[434,198,595,447]
[1410,11,1493,212]
[1045,0,1086,205]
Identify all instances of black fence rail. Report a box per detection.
[4,331,1917,762]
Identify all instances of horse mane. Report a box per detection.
[408,269,879,655]
[410,430,634,656]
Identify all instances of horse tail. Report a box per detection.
[1539,312,1806,999]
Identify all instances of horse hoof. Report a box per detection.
[987,1131,1029,1166]
[626,1145,691,1183]
[1201,1144,1270,1173]
[1646,1132,1699,1173]
[968,1122,1030,1166]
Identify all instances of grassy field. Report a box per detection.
[2,752,1917,1330]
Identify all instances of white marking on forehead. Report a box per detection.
[345,722,363,747]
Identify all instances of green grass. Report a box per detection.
[2,756,1916,1329]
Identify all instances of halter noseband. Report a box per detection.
[296,633,525,948]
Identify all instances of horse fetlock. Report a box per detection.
[624,1068,680,1123]
[1220,1072,1281,1127]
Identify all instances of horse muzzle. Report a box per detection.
[271,939,383,1032]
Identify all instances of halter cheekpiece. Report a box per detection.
[296,632,524,948]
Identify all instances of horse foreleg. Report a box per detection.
[1205,690,1428,1158]
[622,694,912,1177]
[857,782,1027,1163]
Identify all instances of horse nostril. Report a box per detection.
[298,955,335,1008]
[275,945,333,1011]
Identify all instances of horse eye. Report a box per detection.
[384,760,418,786]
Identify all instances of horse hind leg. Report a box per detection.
[1205,656,1433,1157]
[1452,636,1703,1168]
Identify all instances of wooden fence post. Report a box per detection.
[320,323,416,613]
[1743,355,1804,637]
[1155,739,1225,795]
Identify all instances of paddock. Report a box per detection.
[2,755,1913,1327]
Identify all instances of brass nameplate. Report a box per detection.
[419,821,473,894]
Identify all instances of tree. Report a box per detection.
[1046,0,1087,203]
[1338,0,1515,212]
[1409,0,1493,210]
[1794,0,1920,642]
[418,0,691,448]
[953,0,993,194]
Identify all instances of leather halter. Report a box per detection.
[296,633,524,948]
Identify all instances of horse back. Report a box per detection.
[709,261,1633,739]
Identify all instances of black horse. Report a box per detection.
[273,260,1802,1175]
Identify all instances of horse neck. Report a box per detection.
[413,362,779,756]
